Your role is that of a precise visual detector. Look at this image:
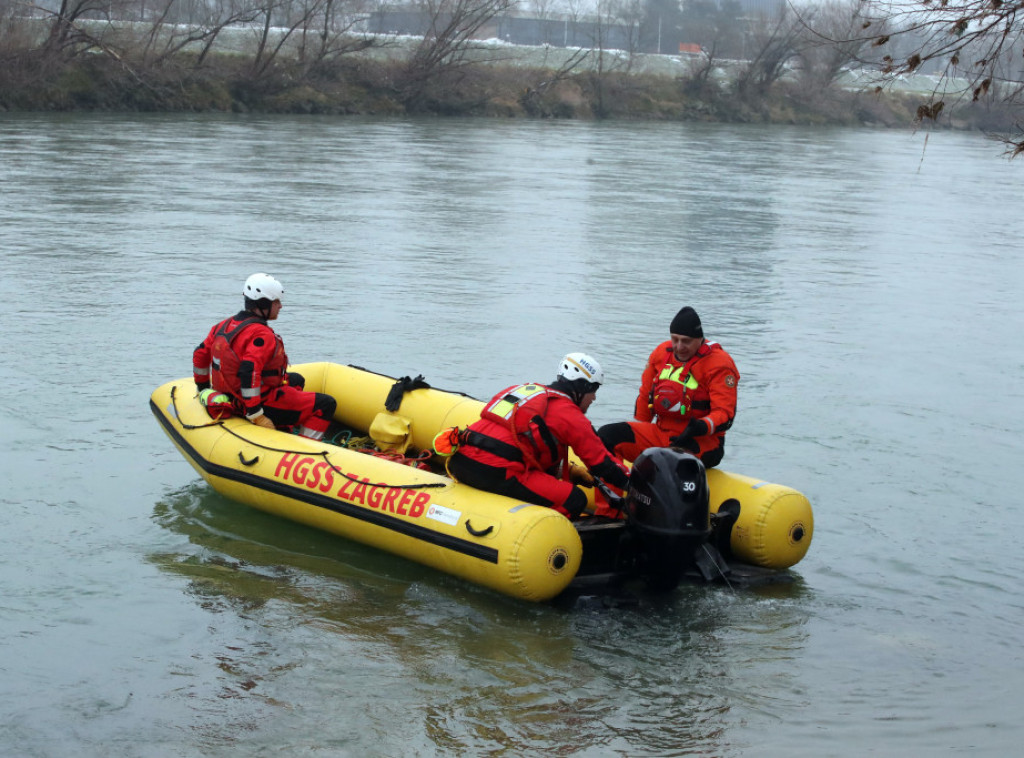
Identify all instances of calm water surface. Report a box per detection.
[1,114,1022,757]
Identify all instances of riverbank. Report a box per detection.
[0,31,1012,134]
[0,50,907,122]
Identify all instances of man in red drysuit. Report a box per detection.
[193,273,336,440]
[446,353,629,519]
[598,306,739,469]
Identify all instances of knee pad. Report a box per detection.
[315,393,337,417]
[701,444,724,469]
[563,487,589,518]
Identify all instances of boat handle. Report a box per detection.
[238,452,260,466]
[465,520,493,537]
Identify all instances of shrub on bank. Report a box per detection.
[0,43,1007,137]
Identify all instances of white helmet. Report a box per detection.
[558,352,604,388]
[243,273,284,302]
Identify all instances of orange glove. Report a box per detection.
[569,463,594,487]
[249,413,275,429]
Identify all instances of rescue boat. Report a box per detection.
[150,362,813,602]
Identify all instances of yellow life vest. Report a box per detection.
[655,365,699,415]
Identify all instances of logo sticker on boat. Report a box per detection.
[426,504,461,526]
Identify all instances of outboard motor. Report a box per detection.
[623,447,712,591]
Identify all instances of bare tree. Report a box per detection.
[136,0,262,68]
[0,0,38,59]
[249,0,313,77]
[609,0,646,66]
[680,39,720,97]
[590,0,638,74]
[859,0,1024,153]
[25,0,378,81]
[734,5,803,97]
[396,0,515,110]
[293,0,377,68]
[519,45,591,114]
[587,0,617,113]
[796,0,878,91]
[42,0,136,55]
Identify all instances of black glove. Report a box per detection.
[385,374,431,412]
[196,381,210,392]
[605,493,626,512]
[670,418,707,448]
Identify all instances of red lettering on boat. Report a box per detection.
[307,460,326,490]
[275,453,300,479]
[409,492,430,518]
[293,456,313,485]
[350,478,369,505]
[381,488,400,512]
[318,463,334,493]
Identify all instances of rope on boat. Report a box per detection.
[169,384,449,490]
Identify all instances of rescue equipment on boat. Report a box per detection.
[151,362,813,601]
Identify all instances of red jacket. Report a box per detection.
[193,311,288,416]
[463,384,628,485]
[635,340,739,443]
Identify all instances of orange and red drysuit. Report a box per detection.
[447,383,629,518]
[599,339,739,468]
[193,311,335,440]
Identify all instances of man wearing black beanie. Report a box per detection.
[670,306,703,339]
[598,306,739,471]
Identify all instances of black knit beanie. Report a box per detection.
[670,307,703,338]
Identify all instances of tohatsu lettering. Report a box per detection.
[273,453,428,518]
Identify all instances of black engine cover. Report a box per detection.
[625,447,711,590]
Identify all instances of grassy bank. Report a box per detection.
[0,31,1013,136]
[0,51,907,122]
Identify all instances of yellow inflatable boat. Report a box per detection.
[150,362,813,601]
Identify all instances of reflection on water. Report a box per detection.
[150,483,810,754]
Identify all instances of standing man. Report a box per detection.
[193,273,337,440]
[598,307,739,469]
[446,353,630,519]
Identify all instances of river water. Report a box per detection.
[1,113,1022,757]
